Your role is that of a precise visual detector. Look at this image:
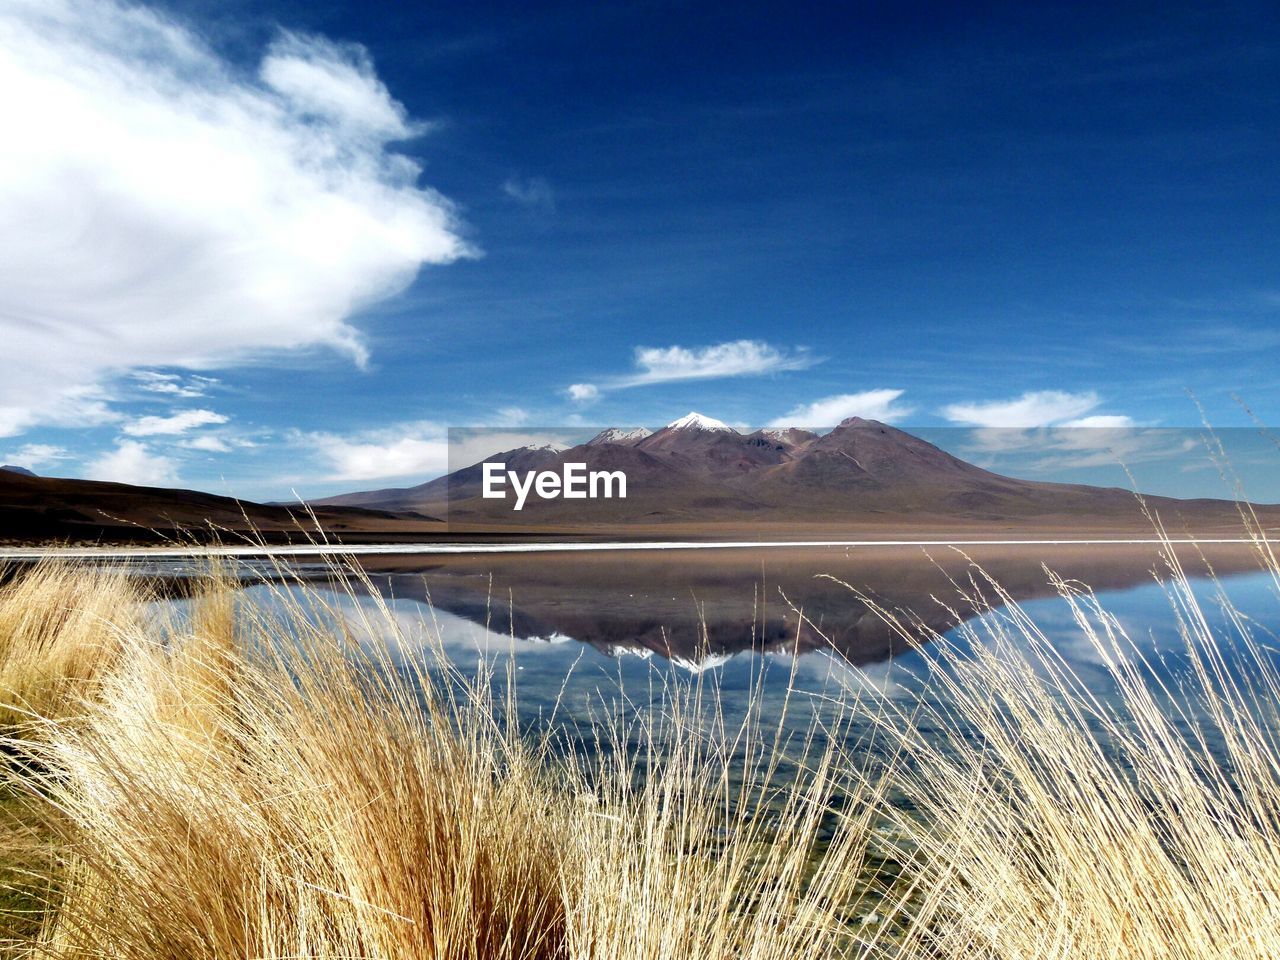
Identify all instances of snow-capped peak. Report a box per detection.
[587,426,653,446]
[518,441,568,453]
[759,427,793,441]
[664,412,735,433]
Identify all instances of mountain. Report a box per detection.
[0,470,441,545]
[753,427,819,450]
[0,465,36,477]
[586,427,652,446]
[662,412,735,432]
[346,540,1263,668]
[316,413,1279,535]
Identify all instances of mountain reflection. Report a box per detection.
[338,542,1267,669]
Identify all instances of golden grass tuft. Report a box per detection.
[0,562,139,731]
[5,569,884,959]
[1,540,1280,958]
[838,543,1280,959]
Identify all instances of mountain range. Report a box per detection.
[315,412,1271,534]
[3,414,1274,545]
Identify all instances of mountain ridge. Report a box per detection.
[312,415,1275,532]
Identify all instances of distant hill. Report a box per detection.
[313,413,1276,534]
[0,465,36,477]
[0,470,441,545]
[9,416,1267,546]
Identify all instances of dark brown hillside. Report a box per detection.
[0,470,440,544]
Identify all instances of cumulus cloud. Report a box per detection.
[86,440,177,486]
[770,389,911,427]
[302,422,449,482]
[566,383,599,402]
[941,390,1101,428]
[0,0,472,435]
[123,409,229,436]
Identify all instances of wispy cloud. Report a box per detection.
[770,389,911,427]
[941,390,1102,428]
[123,409,229,437]
[180,435,232,453]
[573,340,817,398]
[624,340,816,385]
[942,391,1161,469]
[0,386,117,439]
[502,176,555,211]
[494,406,531,427]
[0,443,68,471]
[132,372,218,399]
[0,0,472,438]
[300,422,449,482]
[1060,414,1136,429]
[86,440,177,486]
[961,426,1196,473]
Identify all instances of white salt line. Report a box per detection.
[0,538,1270,560]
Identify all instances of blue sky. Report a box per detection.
[1,0,1279,500]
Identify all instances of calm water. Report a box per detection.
[146,542,1280,735]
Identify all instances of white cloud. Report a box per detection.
[563,341,816,401]
[770,389,911,427]
[133,371,215,399]
[302,422,449,482]
[0,0,472,436]
[0,386,118,438]
[123,409,229,436]
[941,390,1101,428]
[502,176,554,210]
[1059,414,1136,429]
[962,425,1189,472]
[86,440,177,486]
[1,443,68,470]
[180,435,231,453]
[494,406,531,427]
[258,32,419,140]
[619,340,816,388]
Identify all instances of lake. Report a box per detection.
[135,539,1280,739]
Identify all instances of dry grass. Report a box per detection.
[832,539,1280,959]
[0,542,1279,958]
[0,566,885,959]
[0,562,138,731]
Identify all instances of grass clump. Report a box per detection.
[0,562,138,731]
[839,544,1280,959]
[2,543,1280,959]
[2,567,885,959]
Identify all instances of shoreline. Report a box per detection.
[0,536,1272,560]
